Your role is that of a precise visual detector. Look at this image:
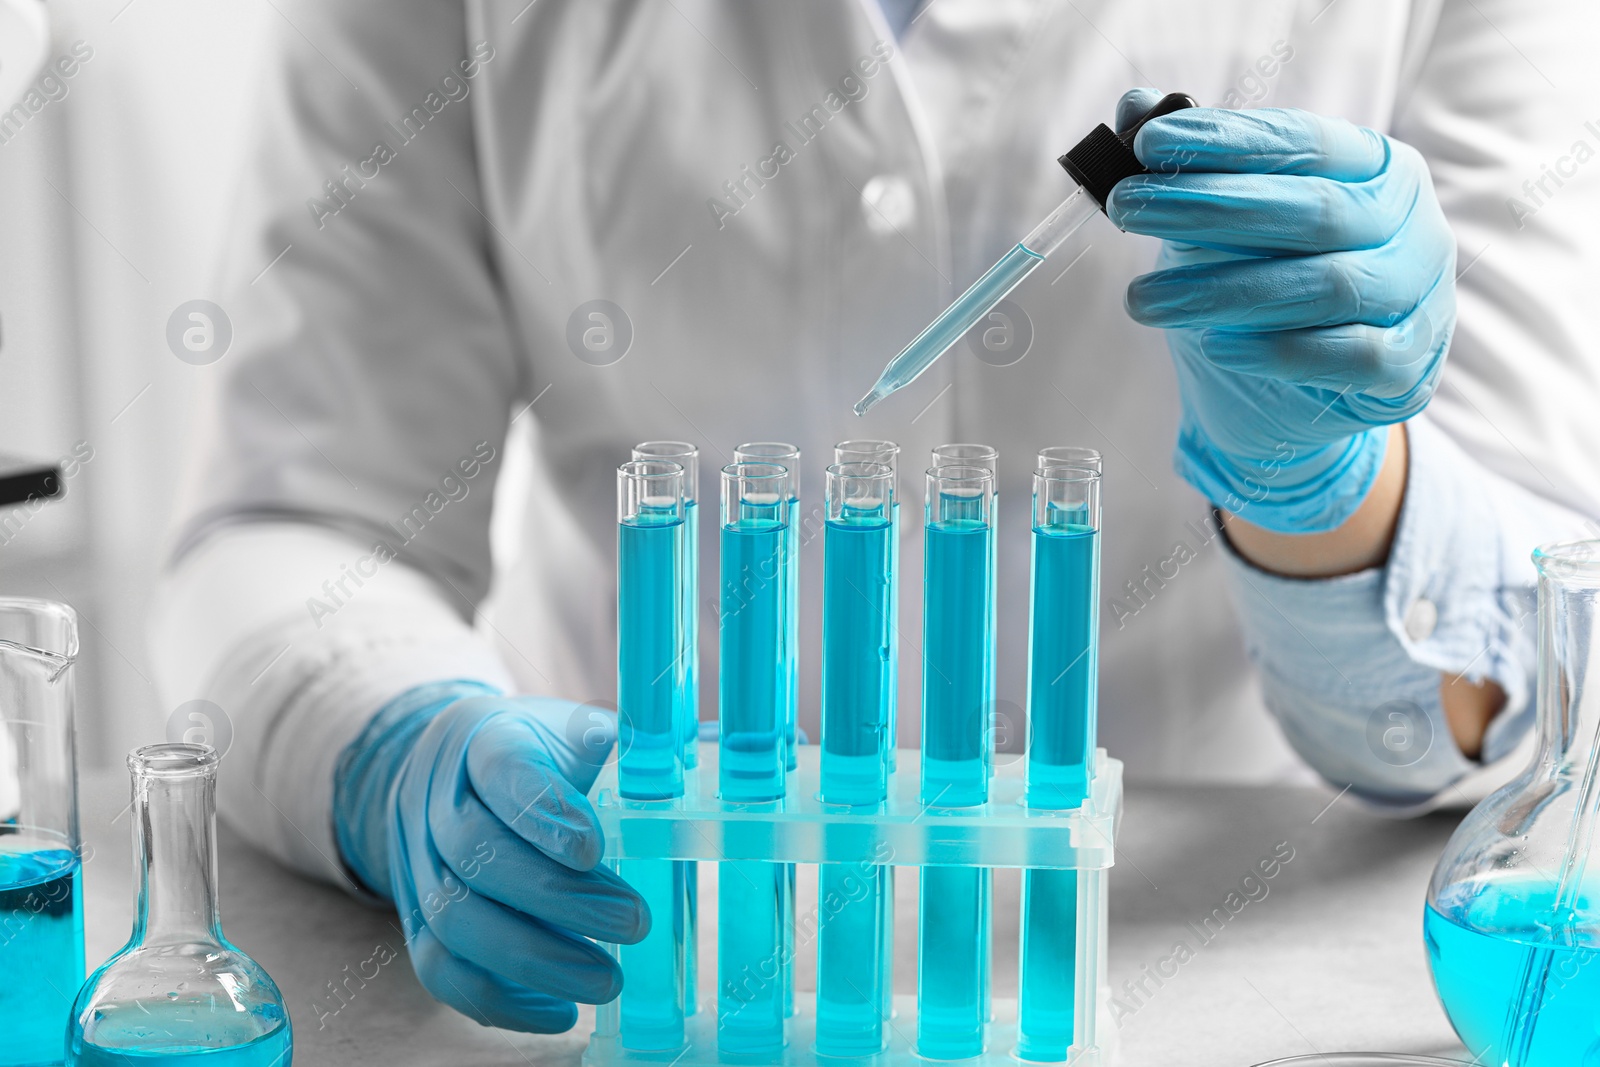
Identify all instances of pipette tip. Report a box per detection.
[853,388,887,417]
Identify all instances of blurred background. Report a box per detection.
[0,0,265,767]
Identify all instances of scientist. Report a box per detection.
[152,0,1600,1034]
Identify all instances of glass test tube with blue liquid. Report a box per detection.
[929,442,1001,775]
[1018,461,1101,1063]
[1036,446,1103,793]
[731,444,800,772]
[731,443,800,1023]
[716,462,793,1054]
[834,440,902,770]
[631,442,702,1019]
[917,463,996,1060]
[631,443,701,769]
[816,460,896,1057]
[834,442,901,1034]
[0,599,82,1067]
[615,460,689,1050]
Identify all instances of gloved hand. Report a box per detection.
[1107,88,1456,533]
[333,681,648,1032]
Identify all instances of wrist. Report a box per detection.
[1177,420,1390,536]
[332,679,502,898]
[1222,423,1408,578]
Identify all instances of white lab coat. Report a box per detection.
[151,0,1600,885]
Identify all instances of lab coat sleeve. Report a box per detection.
[148,524,515,888]
[1221,0,1600,809]
[150,2,524,882]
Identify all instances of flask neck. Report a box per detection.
[130,753,223,944]
[1531,547,1600,781]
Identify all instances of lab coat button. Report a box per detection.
[860,174,916,236]
[1403,597,1438,642]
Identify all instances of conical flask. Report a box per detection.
[1426,540,1600,1067]
[68,743,292,1065]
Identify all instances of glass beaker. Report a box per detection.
[0,598,82,1067]
[68,743,292,1065]
[1425,540,1600,1067]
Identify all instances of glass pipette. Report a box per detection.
[854,91,1197,417]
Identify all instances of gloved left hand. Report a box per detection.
[1107,89,1457,533]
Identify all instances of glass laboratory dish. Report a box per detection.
[1251,1057,1471,1066]
[1425,540,1600,1067]
[68,743,292,1065]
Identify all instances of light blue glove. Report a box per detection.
[334,681,648,1033]
[1106,89,1456,533]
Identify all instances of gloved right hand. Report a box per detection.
[1107,89,1456,534]
[333,681,648,1033]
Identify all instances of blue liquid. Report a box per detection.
[681,502,699,1019]
[815,864,890,1057]
[717,861,785,1054]
[782,496,799,772]
[821,514,894,807]
[618,510,686,801]
[856,243,1045,414]
[1017,869,1079,1062]
[619,859,686,1050]
[916,513,993,1058]
[919,866,989,1059]
[1427,878,1600,1065]
[683,869,698,1018]
[779,497,799,1021]
[681,501,700,769]
[69,1003,291,1066]
[887,501,900,773]
[1025,522,1098,810]
[2,850,83,1067]
[718,519,788,804]
[781,865,795,1020]
[921,517,994,807]
[1019,518,1096,1060]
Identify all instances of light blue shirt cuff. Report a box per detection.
[1221,417,1538,809]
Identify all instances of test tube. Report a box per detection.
[834,440,901,767]
[916,465,996,1059]
[835,441,901,1035]
[631,442,702,769]
[816,461,895,1057]
[615,461,688,1051]
[632,442,702,1018]
[820,460,895,804]
[920,465,995,806]
[930,442,1000,778]
[731,443,800,771]
[717,462,792,1054]
[1017,464,1101,1063]
[1036,441,1100,777]
[616,460,687,801]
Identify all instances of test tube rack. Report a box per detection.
[585,740,1122,1067]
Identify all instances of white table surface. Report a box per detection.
[76,768,1476,1066]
